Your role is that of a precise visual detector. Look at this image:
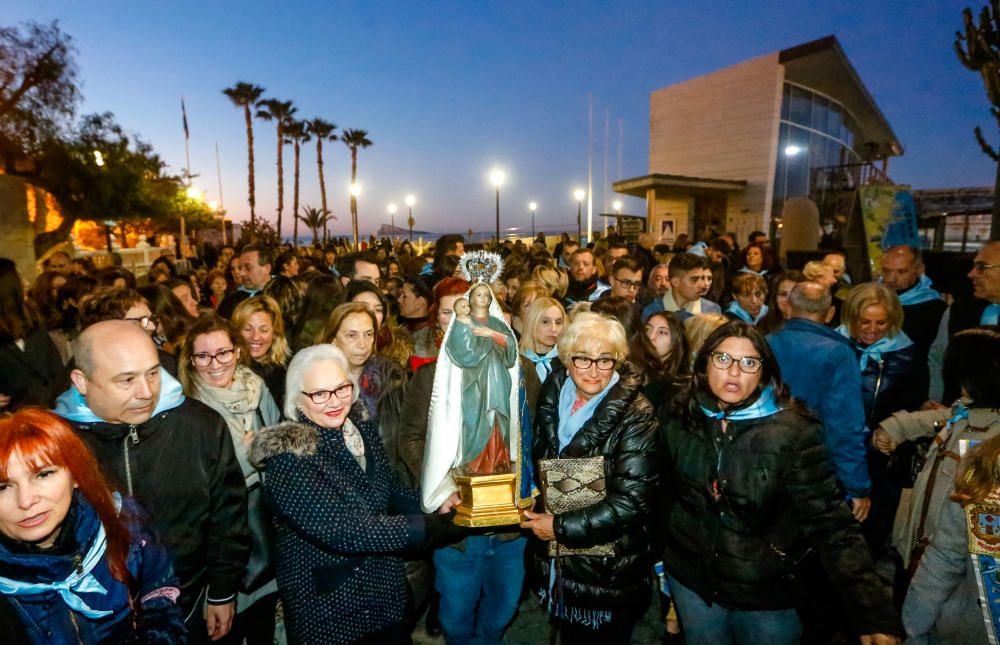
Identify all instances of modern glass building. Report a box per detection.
[613,36,902,246]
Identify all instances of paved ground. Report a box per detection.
[412,591,665,644]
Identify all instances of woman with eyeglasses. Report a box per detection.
[522,311,661,643]
[179,314,281,645]
[657,321,902,644]
[248,344,465,644]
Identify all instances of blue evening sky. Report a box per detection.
[9,1,992,238]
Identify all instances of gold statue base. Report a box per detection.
[453,472,524,527]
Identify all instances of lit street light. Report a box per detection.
[529,201,537,239]
[349,182,362,249]
[388,203,398,241]
[574,188,586,244]
[612,199,622,234]
[490,169,505,249]
[405,194,416,241]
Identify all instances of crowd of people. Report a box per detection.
[0,227,998,644]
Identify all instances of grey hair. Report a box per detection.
[788,281,832,315]
[557,311,628,366]
[72,334,95,376]
[283,343,357,420]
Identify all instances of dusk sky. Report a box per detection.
[10,1,995,239]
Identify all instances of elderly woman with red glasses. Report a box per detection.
[250,344,464,644]
[522,311,661,643]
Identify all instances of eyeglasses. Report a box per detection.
[972,261,1000,273]
[570,355,617,371]
[613,276,642,291]
[190,347,237,368]
[302,382,355,404]
[124,315,159,330]
[710,352,763,374]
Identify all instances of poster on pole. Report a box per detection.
[859,185,919,276]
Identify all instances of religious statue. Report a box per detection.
[421,251,536,525]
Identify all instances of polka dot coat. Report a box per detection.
[250,418,425,644]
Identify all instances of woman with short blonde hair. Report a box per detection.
[532,264,569,300]
[556,311,628,368]
[841,283,904,340]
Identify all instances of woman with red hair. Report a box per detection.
[0,408,186,643]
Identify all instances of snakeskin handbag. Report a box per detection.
[538,456,614,557]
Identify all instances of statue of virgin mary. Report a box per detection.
[420,251,536,513]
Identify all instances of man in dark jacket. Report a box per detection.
[768,283,871,522]
[217,245,273,318]
[564,248,610,305]
[53,321,249,643]
[879,245,946,355]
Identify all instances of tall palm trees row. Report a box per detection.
[222,81,373,247]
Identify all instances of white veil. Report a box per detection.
[420,282,522,512]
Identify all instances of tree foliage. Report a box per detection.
[0,20,80,163]
[32,112,214,255]
[957,0,1000,238]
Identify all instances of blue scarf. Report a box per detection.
[699,385,783,421]
[54,368,185,423]
[523,347,559,383]
[557,371,620,451]
[726,301,769,325]
[836,325,915,369]
[893,274,941,306]
[0,494,122,619]
[737,266,767,277]
[947,401,969,431]
[689,241,707,257]
[982,304,1000,326]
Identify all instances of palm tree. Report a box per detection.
[256,98,297,242]
[297,205,330,244]
[341,128,373,249]
[283,118,310,248]
[307,118,337,243]
[222,82,266,233]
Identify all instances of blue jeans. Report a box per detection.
[669,576,802,645]
[433,535,526,645]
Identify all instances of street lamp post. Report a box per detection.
[490,169,505,250]
[574,188,586,244]
[529,201,537,239]
[405,194,415,242]
[349,182,362,249]
[612,199,623,236]
[387,203,398,242]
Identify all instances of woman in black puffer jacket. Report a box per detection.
[658,321,902,644]
[839,283,929,554]
[521,312,661,644]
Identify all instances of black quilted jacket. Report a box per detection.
[657,385,903,637]
[527,363,661,608]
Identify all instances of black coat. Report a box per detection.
[527,363,661,608]
[66,397,249,615]
[901,298,947,356]
[0,329,68,410]
[249,418,425,644]
[658,386,902,637]
[857,343,928,427]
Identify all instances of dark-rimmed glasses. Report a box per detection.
[710,352,762,374]
[570,355,617,371]
[613,276,642,291]
[124,315,159,330]
[190,348,237,368]
[302,383,355,405]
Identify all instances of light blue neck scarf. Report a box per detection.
[982,303,1000,326]
[726,302,769,325]
[699,385,783,421]
[523,347,559,383]
[737,266,767,277]
[892,274,941,306]
[836,325,914,369]
[947,401,969,431]
[557,371,620,451]
[0,494,123,619]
